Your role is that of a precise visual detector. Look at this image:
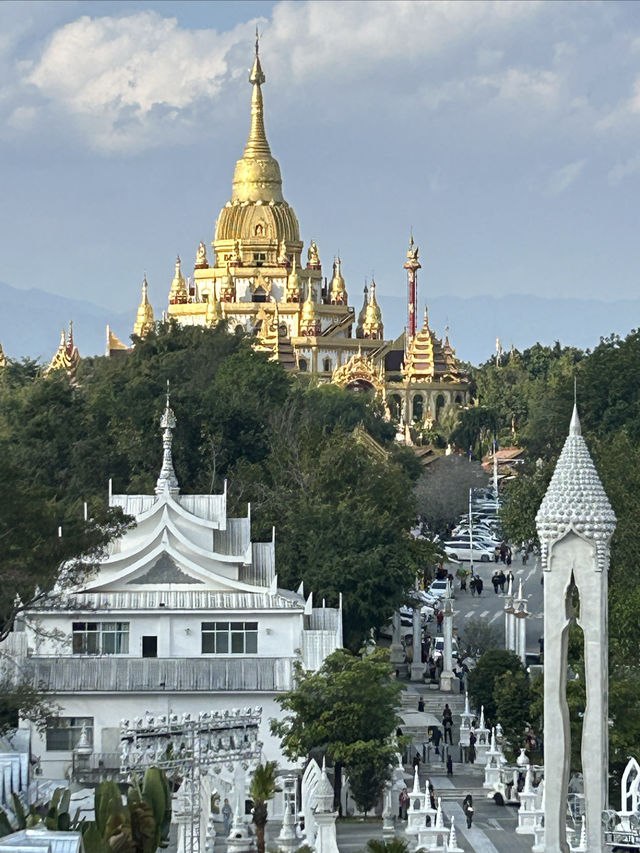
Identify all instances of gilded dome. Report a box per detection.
[214,45,301,261]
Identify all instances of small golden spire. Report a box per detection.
[300,279,321,335]
[362,280,384,340]
[284,255,302,302]
[0,340,7,367]
[47,323,80,379]
[329,256,348,305]
[134,275,155,338]
[168,255,188,304]
[205,284,223,327]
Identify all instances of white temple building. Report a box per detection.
[19,390,342,778]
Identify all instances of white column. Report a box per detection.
[439,595,457,692]
[390,611,404,667]
[410,607,424,681]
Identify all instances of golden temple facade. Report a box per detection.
[115,39,470,430]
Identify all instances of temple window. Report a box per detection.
[253,252,266,267]
[254,224,264,236]
[323,357,332,373]
[201,621,258,654]
[412,395,424,421]
[46,716,93,751]
[72,621,129,655]
[455,394,463,404]
[299,357,308,372]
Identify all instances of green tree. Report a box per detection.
[493,670,531,759]
[459,617,502,658]
[250,761,281,853]
[271,649,403,813]
[467,649,525,724]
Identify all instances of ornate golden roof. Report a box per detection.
[329,257,348,305]
[168,256,188,304]
[332,350,386,394]
[403,307,464,383]
[133,276,155,338]
[362,280,384,340]
[47,322,80,379]
[214,39,301,264]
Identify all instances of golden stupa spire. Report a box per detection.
[47,322,80,379]
[168,255,188,304]
[300,278,321,335]
[232,33,283,203]
[285,255,302,302]
[205,284,223,327]
[362,279,384,340]
[0,340,6,367]
[134,275,155,338]
[329,256,348,305]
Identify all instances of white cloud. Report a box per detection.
[543,159,587,196]
[608,152,640,185]
[3,0,637,162]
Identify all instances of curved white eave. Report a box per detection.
[114,490,229,531]
[84,539,268,594]
[103,506,246,568]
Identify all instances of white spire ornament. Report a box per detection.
[155,381,180,495]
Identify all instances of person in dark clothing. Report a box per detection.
[492,571,500,594]
[470,575,476,597]
[463,794,474,828]
[418,696,425,712]
[446,754,453,776]
[428,782,436,810]
[497,569,506,593]
[469,730,477,764]
[475,577,483,596]
[432,726,442,755]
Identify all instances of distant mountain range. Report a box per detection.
[0,280,637,367]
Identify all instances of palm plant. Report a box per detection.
[249,761,281,853]
[365,839,412,853]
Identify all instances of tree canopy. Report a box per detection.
[271,649,403,814]
[0,321,429,654]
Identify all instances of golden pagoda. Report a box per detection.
[283,257,302,303]
[205,285,224,327]
[47,322,80,380]
[403,308,463,383]
[361,281,384,340]
[329,257,348,305]
[0,341,7,368]
[133,275,155,338]
[299,281,321,336]
[168,256,188,304]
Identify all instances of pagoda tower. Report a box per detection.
[404,236,421,343]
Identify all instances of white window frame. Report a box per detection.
[72,621,130,655]
[201,621,258,655]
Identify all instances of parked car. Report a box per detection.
[428,578,452,599]
[443,541,493,562]
[431,635,459,661]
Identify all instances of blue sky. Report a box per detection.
[1,0,640,353]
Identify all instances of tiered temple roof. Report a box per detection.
[403,308,464,383]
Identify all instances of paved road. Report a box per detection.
[445,552,543,657]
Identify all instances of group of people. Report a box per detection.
[494,542,512,564]
[491,568,514,594]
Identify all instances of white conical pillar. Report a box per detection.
[536,405,616,853]
[410,607,425,681]
[448,816,464,853]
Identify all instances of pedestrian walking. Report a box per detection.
[222,798,233,836]
[418,696,425,712]
[399,787,408,820]
[469,730,477,764]
[492,571,499,594]
[470,575,476,597]
[494,546,500,563]
[463,794,474,828]
[436,609,444,633]
[507,569,514,588]
[476,577,483,596]
[460,572,467,592]
[446,754,453,776]
[497,569,506,593]
[506,547,512,567]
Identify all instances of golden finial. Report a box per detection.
[0,341,7,368]
[362,279,384,340]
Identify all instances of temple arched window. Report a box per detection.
[412,394,424,421]
[299,357,308,372]
[323,357,332,373]
[455,393,463,405]
[436,394,446,420]
[254,224,264,236]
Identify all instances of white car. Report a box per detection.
[443,541,493,562]
[432,636,459,661]
[428,579,452,598]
